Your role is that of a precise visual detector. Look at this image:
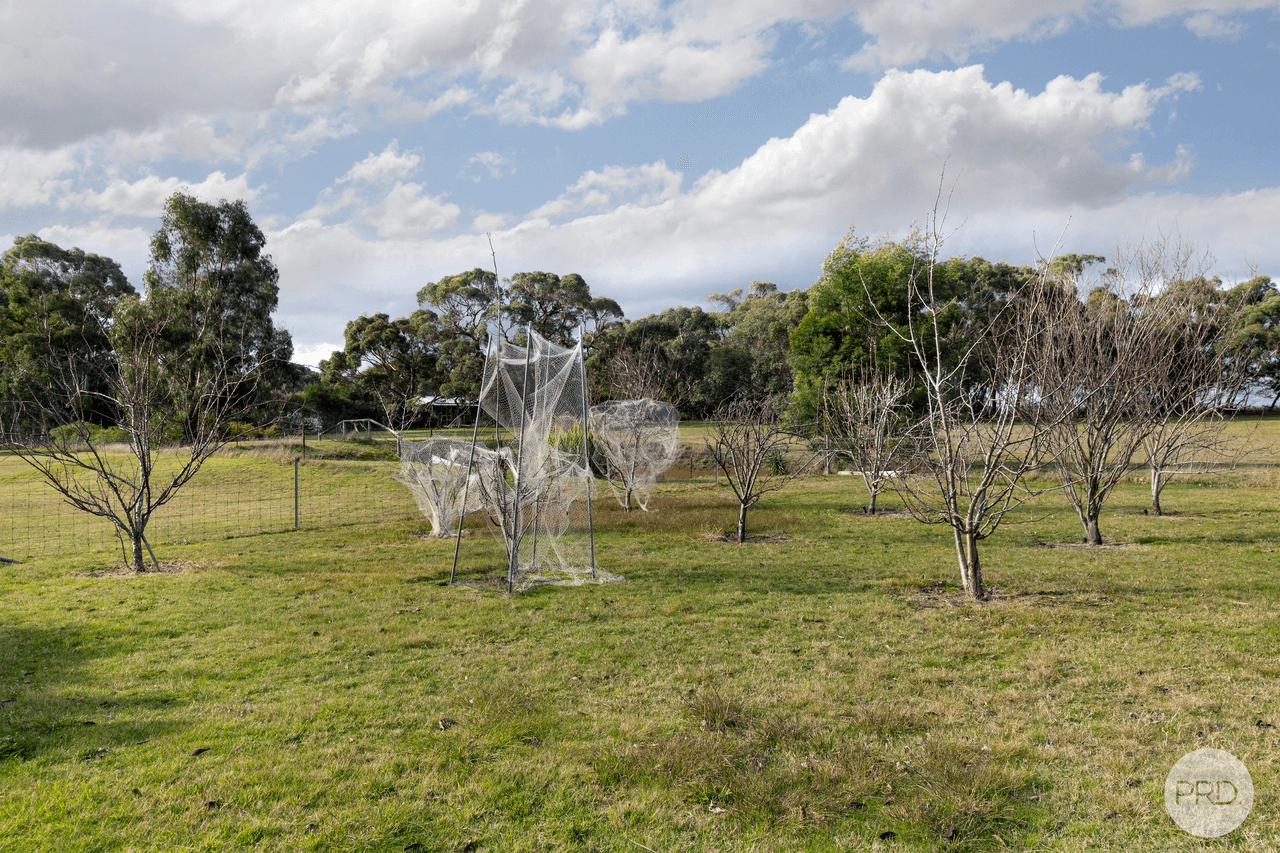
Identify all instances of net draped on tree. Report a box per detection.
[394,438,495,537]
[588,398,681,511]
[451,328,617,591]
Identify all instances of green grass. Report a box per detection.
[2,423,1280,850]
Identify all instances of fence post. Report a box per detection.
[294,457,300,531]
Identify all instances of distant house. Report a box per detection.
[416,396,471,428]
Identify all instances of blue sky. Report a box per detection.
[2,1,1278,366]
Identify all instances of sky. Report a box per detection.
[3,1,1279,368]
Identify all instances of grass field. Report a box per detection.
[1,419,1279,850]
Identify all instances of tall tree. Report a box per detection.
[336,310,441,431]
[1229,275,1280,409]
[789,231,1035,424]
[0,236,136,435]
[144,193,293,442]
[716,282,809,401]
[417,268,504,402]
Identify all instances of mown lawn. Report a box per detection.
[1,422,1279,851]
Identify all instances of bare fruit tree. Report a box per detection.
[823,368,917,515]
[588,399,681,511]
[1136,278,1253,515]
[859,196,1074,600]
[14,290,286,571]
[1032,237,1234,541]
[705,396,818,543]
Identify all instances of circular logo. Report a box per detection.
[1165,748,1253,837]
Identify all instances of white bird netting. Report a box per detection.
[394,438,501,537]
[588,398,681,511]
[451,328,619,591]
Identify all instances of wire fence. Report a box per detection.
[0,444,419,564]
[0,429,835,565]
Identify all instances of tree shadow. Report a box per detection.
[0,624,191,763]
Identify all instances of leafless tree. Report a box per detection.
[1032,236,1234,541]
[705,396,819,543]
[823,367,918,514]
[12,290,286,572]
[1134,277,1253,515]
[600,338,694,409]
[859,192,1075,600]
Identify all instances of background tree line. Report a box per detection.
[7,210,1278,438]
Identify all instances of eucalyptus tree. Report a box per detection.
[0,236,136,436]
[144,193,292,443]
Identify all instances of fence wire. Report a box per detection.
[0,446,419,564]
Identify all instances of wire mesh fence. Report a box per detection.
[0,444,419,564]
[0,428,835,565]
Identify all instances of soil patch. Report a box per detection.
[1032,539,1146,551]
[702,531,790,544]
[837,508,914,519]
[74,559,206,578]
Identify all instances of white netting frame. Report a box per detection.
[588,399,681,511]
[453,328,619,591]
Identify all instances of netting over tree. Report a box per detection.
[451,328,618,591]
[588,398,680,511]
[394,438,492,537]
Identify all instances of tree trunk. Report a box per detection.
[131,529,147,573]
[1150,465,1164,516]
[867,488,878,515]
[953,527,984,600]
[737,502,748,543]
[624,485,633,511]
[1082,514,1103,545]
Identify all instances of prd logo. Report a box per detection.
[1164,748,1254,838]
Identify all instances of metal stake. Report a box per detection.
[578,325,596,577]
[450,347,489,585]
[508,326,534,593]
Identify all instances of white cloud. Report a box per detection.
[368,183,460,239]
[75,171,260,218]
[339,141,422,184]
[1183,11,1245,37]
[0,147,78,208]
[262,63,1260,349]
[843,0,1278,70]
[472,212,510,232]
[31,223,154,283]
[1139,144,1196,185]
[529,162,684,221]
[459,151,515,183]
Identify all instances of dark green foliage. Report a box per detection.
[0,235,137,433]
[788,231,1038,423]
[143,193,293,441]
[418,268,621,403]
[329,310,441,431]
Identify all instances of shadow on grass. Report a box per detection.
[0,624,190,763]
[593,687,1048,849]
